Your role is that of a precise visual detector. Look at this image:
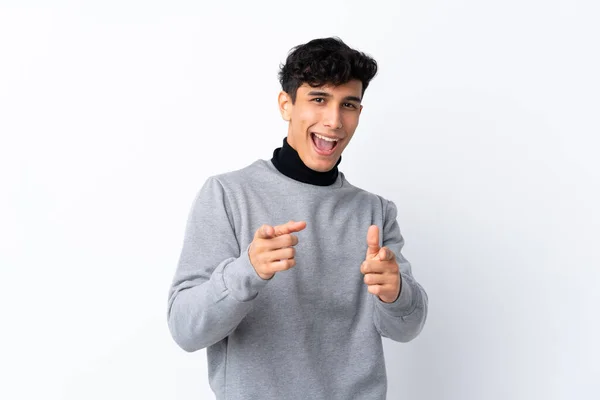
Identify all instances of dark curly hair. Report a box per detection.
[278,37,378,104]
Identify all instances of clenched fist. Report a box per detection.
[249,220,307,280]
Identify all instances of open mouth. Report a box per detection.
[311,132,339,156]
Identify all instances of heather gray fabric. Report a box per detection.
[167,159,428,400]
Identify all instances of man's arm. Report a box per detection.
[371,199,428,342]
[167,177,269,352]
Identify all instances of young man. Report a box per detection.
[167,37,428,400]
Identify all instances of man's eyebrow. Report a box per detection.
[306,91,362,103]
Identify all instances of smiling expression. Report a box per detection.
[278,79,364,172]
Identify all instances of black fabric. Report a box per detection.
[271,137,342,186]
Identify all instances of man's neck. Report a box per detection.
[270,137,341,186]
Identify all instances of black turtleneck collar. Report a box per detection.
[271,137,342,186]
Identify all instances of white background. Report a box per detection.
[1,1,599,399]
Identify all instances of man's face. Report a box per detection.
[278,79,363,172]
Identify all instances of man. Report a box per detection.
[167,37,428,400]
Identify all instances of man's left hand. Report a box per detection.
[360,225,402,303]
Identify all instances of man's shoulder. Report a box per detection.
[208,159,269,189]
[341,176,401,221]
[341,173,388,204]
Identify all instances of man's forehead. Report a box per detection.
[299,81,363,99]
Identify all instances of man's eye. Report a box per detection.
[313,98,325,103]
[344,103,357,109]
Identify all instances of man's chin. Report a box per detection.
[307,158,338,173]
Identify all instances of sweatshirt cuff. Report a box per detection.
[221,243,271,302]
[375,273,415,317]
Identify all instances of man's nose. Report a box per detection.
[323,106,342,129]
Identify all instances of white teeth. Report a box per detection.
[313,133,338,142]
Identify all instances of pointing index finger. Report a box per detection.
[380,247,395,261]
[273,220,307,237]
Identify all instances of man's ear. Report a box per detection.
[278,91,292,121]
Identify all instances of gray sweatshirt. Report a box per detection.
[167,159,428,400]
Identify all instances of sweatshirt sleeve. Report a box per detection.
[371,199,428,342]
[167,176,270,352]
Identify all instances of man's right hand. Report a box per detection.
[248,220,307,280]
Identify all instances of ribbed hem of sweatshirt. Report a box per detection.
[374,273,416,317]
[221,243,271,302]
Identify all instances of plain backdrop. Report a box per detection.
[1,1,599,399]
